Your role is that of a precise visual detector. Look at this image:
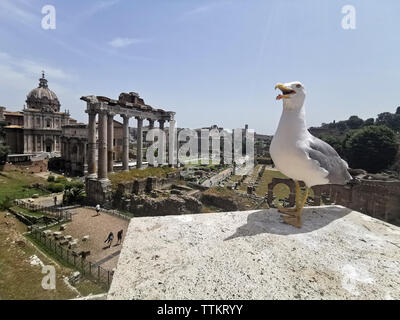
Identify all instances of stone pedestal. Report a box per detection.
[85,177,112,205]
[108,206,400,300]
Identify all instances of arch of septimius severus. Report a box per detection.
[81,92,176,204]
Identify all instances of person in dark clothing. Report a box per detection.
[104,232,114,248]
[117,229,123,245]
[54,196,57,206]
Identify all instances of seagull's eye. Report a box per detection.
[296,84,302,88]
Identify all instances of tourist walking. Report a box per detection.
[54,196,57,206]
[104,232,114,248]
[117,229,123,245]
[95,204,101,216]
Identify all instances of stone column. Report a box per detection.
[168,119,177,167]
[24,135,27,153]
[148,119,154,129]
[98,111,108,180]
[107,113,114,173]
[158,120,166,166]
[122,115,130,171]
[26,135,30,153]
[87,111,97,178]
[65,138,70,162]
[159,120,165,130]
[136,117,143,169]
[83,142,88,175]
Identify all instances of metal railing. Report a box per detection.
[31,228,113,289]
[14,200,72,221]
[83,206,133,221]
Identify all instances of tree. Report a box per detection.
[344,125,398,173]
[320,135,344,157]
[347,115,364,129]
[336,121,348,132]
[63,180,86,204]
[364,118,375,126]
[0,144,10,165]
[0,196,13,210]
[376,112,400,131]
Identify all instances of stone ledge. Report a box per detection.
[108,206,400,300]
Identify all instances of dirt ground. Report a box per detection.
[33,171,67,181]
[0,212,104,300]
[57,208,130,270]
[28,192,64,207]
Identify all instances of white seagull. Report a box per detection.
[270,81,352,228]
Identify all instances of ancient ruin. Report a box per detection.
[61,120,124,176]
[81,92,176,204]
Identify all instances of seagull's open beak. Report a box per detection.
[275,83,296,100]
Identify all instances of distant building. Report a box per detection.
[0,106,6,145]
[2,73,75,155]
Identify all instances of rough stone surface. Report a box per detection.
[108,206,400,300]
[129,194,202,216]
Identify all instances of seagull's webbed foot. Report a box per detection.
[277,205,297,216]
[279,182,310,229]
[282,214,302,228]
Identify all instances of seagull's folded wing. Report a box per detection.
[306,136,352,185]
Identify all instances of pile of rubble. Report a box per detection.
[114,183,202,216]
[40,225,91,259]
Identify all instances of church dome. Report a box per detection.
[26,72,60,112]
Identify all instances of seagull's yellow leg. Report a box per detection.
[282,187,309,228]
[278,181,301,215]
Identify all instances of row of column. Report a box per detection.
[87,111,169,181]
[25,134,59,153]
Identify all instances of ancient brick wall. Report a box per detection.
[0,159,48,173]
[116,174,180,195]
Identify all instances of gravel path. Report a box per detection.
[63,208,130,270]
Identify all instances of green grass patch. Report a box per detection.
[109,166,177,188]
[237,164,264,192]
[255,169,315,204]
[184,160,219,166]
[229,175,243,183]
[0,217,74,299]
[25,233,76,270]
[74,280,107,296]
[203,186,269,211]
[0,171,50,202]
[25,232,108,293]
[0,215,105,299]
[254,169,288,197]
[10,206,44,218]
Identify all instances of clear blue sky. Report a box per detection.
[0,0,399,134]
